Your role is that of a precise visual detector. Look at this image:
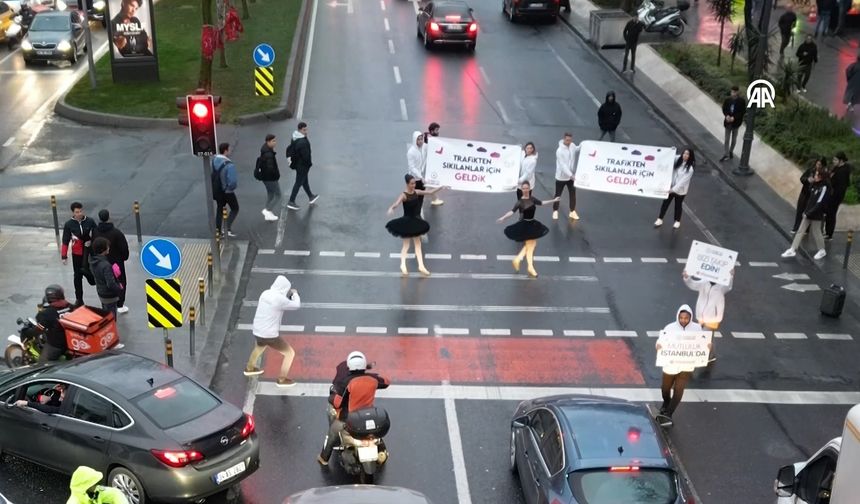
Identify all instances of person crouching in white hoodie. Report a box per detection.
[655,304,705,426]
[244,275,301,387]
[553,133,580,221]
[655,148,695,229]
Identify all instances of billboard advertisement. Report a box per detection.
[106,0,159,81]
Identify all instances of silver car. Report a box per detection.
[284,485,435,504]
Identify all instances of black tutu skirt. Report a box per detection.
[504,219,549,242]
[386,216,430,238]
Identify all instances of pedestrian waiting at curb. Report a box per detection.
[777,7,797,58]
[597,91,622,142]
[719,86,746,162]
[825,152,852,239]
[796,35,818,93]
[553,132,579,221]
[844,53,860,113]
[212,143,239,237]
[655,304,705,427]
[621,15,645,73]
[61,201,97,307]
[243,275,300,388]
[89,237,122,317]
[423,122,444,206]
[683,267,733,363]
[791,157,823,234]
[783,165,831,260]
[255,134,281,222]
[654,148,695,230]
[92,209,130,314]
[517,142,538,199]
[286,122,320,210]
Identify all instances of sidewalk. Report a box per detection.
[0,226,247,387]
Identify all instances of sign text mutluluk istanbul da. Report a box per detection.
[685,240,738,287]
[656,330,712,368]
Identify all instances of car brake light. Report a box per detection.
[469,22,478,32]
[151,449,204,468]
[153,387,176,399]
[444,15,461,21]
[241,413,256,438]
[609,466,640,472]
[429,21,440,32]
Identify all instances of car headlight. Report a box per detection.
[57,40,71,51]
[21,39,32,51]
[93,0,105,10]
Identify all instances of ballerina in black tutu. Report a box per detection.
[386,174,447,276]
[497,181,559,278]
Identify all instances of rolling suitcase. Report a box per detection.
[820,284,846,318]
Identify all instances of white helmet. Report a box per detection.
[347,351,367,371]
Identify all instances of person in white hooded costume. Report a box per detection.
[244,275,301,387]
[407,131,444,206]
[655,304,708,426]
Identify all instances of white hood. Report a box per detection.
[661,304,701,333]
[292,130,305,140]
[252,275,300,338]
[407,131,427,179]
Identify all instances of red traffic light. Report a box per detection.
[192,102,210,119]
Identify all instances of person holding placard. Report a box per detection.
[654,148,695,230]
[683,269,733,362]
[386,175,447,276]
[655,304,704,426]
[517,143,538,199]
[497,182,559,278]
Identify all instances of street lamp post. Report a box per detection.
[733,0,774,176]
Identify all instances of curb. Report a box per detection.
[54,97,176,129]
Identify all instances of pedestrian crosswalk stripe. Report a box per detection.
[606,330,638,337]
[565,330,595,337]
[481,328,511,336]
[603,257,633,263]
[284,250,311,256]
[146,279,182,328]
[315,325,345,333]
[775,332,807,339]
[461,254,487,260]
[817,333,853,340]
[569,256,597,262]
[356,326,387,334]
[732,332,766,339]
[319,251,346,257]
[254,66,275,96]
[398,327,428,334]
[522,329,553,336]
[641,257,669,263]
[354,251,382,258]
[749,262,779,267]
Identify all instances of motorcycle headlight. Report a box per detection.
[93,0,105,10]
[57,40,71,52]
[21,39,32,51]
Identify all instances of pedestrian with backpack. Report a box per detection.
[286,122,320,210]
[256,134,280,222]
[213,142,239,236]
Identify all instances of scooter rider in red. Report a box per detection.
[317,351,390,466]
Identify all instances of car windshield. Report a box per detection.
[568,468,678,504]
[434,5,470,18]
[30,15,70,31]
[132,378,219,429]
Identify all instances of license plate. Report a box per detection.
[531,2,546,6]
[213,461,246,485]
[36,50,51,56]
[447,24,464,31]
[357,445,379,463]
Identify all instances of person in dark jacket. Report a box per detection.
[825,152,852,239]
[15,383,67,414]
[286,122,320,210]
[814,0,835,37]
[597,91,623,141]
[621,16,645,73]
[792,157,824,234]
[778,8,797,57]
[719,86,746,161]
[61,202,97,307]
[259,134,280,222]
[89,237,122,316]
[92,210,130,314]
[796,35,818,92]
[782,166,830,260]
[213,142,239,236]
[844,53,860,112]
[36,285,73,362]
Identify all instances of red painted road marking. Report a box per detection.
[261,335,644,385]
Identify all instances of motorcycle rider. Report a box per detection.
[317,351,390,466]
[66,466,129,504]
[37,285,74,362]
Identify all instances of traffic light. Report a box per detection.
[176,93,222,157]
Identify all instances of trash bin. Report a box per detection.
[589,10,631,49]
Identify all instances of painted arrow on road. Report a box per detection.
[147,245,173,270]
[781,283,821,292]
[773,273,811,281]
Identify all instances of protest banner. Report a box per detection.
[425,137,521,193]
[655,330,712,369]
[574,141,675,199]
[684,240,738,287]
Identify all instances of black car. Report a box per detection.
[416,0,478,51]
[284,485,435,503]
[510,395,690,504]
[21,9,86,65]
[503,0,560,22]
[0,352,260,504]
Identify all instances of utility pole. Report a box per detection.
[201,155,222,277]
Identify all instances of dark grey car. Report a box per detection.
[0,352,260,504]
[510,395,690,504]
[21,9,86,65]
[284,485,435,503]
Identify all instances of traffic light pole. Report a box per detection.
[201,155,222,278]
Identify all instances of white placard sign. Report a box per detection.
[425,136,521,193]
[574,140,675,199]
[685,240,738,287]
[655,330,712,368]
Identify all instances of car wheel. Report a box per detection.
[509,429,518,473]
[508,5,516,22]
[423,30,432,49]
[109,467,147,504]
[68,46,77,64]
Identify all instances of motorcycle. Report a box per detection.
[5,317,50,367]
[637,0,688,37]
[334,406,390,484]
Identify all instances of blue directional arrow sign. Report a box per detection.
[253,43,275,67]
[140,238,182,279]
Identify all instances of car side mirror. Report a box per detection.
[511,415,529,428]
[774,465,796,497]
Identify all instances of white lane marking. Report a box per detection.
[534,256,560,262]
[641,257,668,263]
[252,267,598,282]
[389,252,416,259]
[315,325,346,333]
[388,39,395,54]
[546,44,601,107]
[347,0,353,14]
[319,250,346,257]
[399,327,429,334]
[646,331,660,337]
[496,254,516,261]
[461,254,487,260]
[393,65,401,84]
[435,327,470,335]
[275,198,289,248]
[296,0,319,119]
[603,257,633,263]
[243,377,259,415]
[355,251,382,258]
[749,261,779,267]
[380,0,385,10]
[569,256,597,263]
[481,328,511,336]
[400,98,408,121]
[522,329,554,336]
[606,330,638,337]
[479,65,491,85]
[425,253,452,260]
[357,326,388,334]
[775,333,807,340]
[412,0,419,14]
[2,136,14,147]
[237,323,305,332]
[495,100,510,124]
[256,382,860,405]
[242,300,611,313]
[713,331,723,338]
[817,333,853,340]
[733,332,766,339]
[564,330,595,337]
[443,380,473,504]
[258,249,276,255]
[284,250,311,256]
[676,258,687,264]
[384,17,390,31]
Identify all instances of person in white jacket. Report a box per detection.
[412,129,444,206]
[244,275,301,387]
[553,133,580,221]
[655,148,695,229]
[517,142,538,198]
[655,304,706,426]
[683,268,733,362]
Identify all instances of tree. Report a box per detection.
[728,27,744,72]
[241,0,250,19]
[708,0,735,66]
[198,0,213,92]
[775,58,800,105]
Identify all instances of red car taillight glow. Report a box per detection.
[609,466,640,472]
[151,449,204,468]
[469,22,478,32]
[429,21,440,32]
[241,413,256,438]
